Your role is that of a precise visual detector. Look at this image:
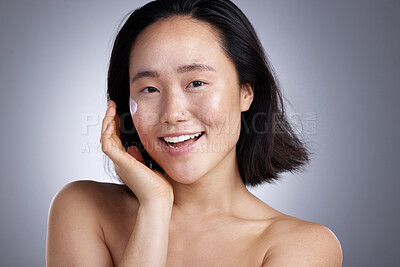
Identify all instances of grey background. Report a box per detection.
[1,0,399,266]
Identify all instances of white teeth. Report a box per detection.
[167,143,177,149]
[163,132,202,143]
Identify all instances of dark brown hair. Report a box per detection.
[105,0,312,187]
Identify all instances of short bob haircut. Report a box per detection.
[105,0,312,187]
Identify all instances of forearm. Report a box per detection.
[118,201,173,267]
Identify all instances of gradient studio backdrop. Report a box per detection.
[1,0,399,266]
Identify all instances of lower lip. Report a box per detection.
[160,133,204,156]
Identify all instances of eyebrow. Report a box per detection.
[131,63,216,84]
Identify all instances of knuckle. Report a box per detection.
[101,117,109,127]
[101,143,108,154]
[101,140,112,154]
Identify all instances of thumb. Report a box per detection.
[127,146,145,165]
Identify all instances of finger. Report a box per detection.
[127,146,145,165]
[114,112,121,139]
[102,119,115,139]
[101,117,124,156]
[103,121,122,147]
[102,112,121,140]
[101,101,115,135]
[101,100,116,135]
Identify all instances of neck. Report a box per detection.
[167,147,251,217]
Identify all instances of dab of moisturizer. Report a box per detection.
[129,97,137,115]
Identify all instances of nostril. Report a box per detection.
[160,110,190,124]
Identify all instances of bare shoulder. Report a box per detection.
[46,180,137,267]
[48,180,137,220]
[261,216,343,266]
[55,179,135,198]
[55,179,137,207]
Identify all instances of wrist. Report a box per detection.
[139,198,174,214]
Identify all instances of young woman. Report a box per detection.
[46,0,343,266]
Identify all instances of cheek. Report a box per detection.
[131,109,159,137]
[199,90,240,133]
[198,92,225,126]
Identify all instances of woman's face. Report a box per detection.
[129,16,253,184]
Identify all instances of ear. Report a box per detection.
[240,82,254,112]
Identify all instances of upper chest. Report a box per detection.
[97,185,278,266]
[165,221,268,267]
[102,209,271,267]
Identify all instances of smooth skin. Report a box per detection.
[46,16,343,266]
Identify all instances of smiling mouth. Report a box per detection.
[159,131,205,149]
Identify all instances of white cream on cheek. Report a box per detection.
[129,97,138,115]
[130,98,159,139]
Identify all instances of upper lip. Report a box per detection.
[160,131,204,138]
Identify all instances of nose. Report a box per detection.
[159,89,190,124]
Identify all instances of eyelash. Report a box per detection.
[140,81,206,93]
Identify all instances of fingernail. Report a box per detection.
[108,101,111,107]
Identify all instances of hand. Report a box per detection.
[100,100,174,205]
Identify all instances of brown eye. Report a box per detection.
[141,87,159,93]
[189,81,206,88]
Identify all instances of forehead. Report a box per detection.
[129,16,226,71]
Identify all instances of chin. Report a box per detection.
[163,165,203,185]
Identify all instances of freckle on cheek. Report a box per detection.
[136,112,159,133]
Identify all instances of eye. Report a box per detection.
[140,87,159,94]
[188,81,206,88]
